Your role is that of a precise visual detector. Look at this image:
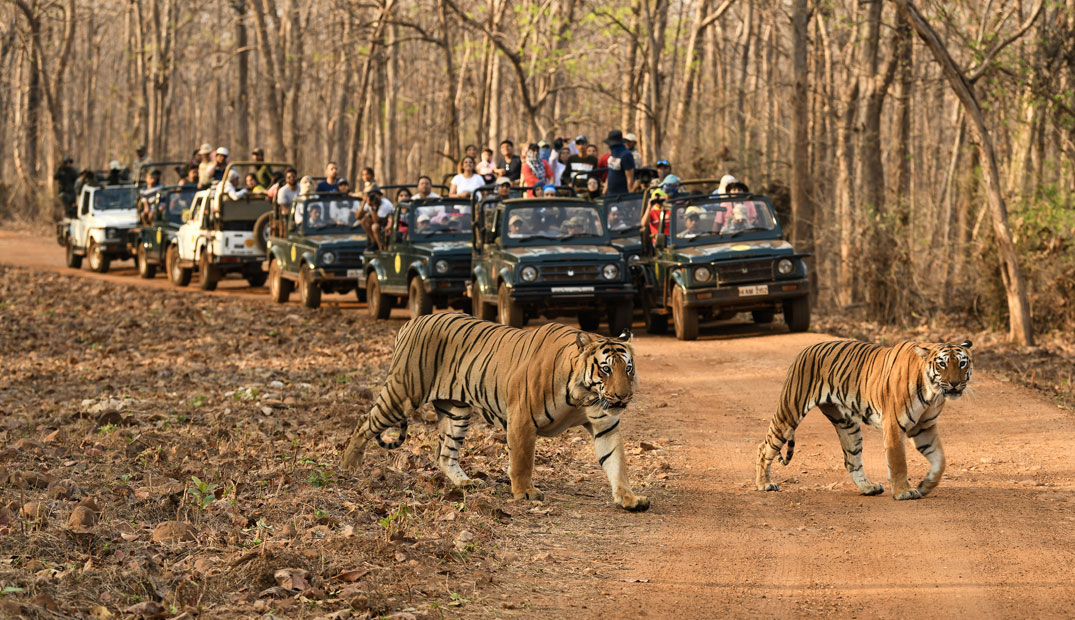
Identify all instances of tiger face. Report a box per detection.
[916,340,973,399]
[576,330,637,409]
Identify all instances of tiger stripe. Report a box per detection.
[340,313,650,512]
[755,338,973,500]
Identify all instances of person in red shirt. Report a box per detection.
[520,143,553,197]
[645,188,670,242]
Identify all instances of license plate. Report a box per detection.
[551,286,595,294]
[346,269,362,278]
[738,284,768,296]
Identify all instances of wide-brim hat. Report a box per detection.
[624,133,638,143]
[198,144,213,155]
[603,130,624,146]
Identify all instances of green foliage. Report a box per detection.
[307,469,330,488]
[378,503,413,539]
[188,476,220,510]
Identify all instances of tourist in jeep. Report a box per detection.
[183,166,199,186]
[55,157,79,214]
[359,185,394,249]
[450,156,484,198]
[106,161,127,185]
[316,162,344,193]
[414,175,440,200]
[139,169,162,224]
[210,147,229,183]
[495,176,512,200]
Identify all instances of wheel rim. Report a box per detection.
[89,244,99,269]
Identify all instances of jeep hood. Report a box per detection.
[412,240,472,256]
[90,212,139,229]
[305,234,368,247]
[670,239,795,263]
[502,244,622,262]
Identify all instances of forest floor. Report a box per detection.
[2,230,1075,619]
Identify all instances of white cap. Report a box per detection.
[417,214,430,223]
[109,160,122,170]
[216,147,230,157]
[624,132,638,142]
[199,143,213,154]
[718,174,738,193]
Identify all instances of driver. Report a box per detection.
[416,213,431,232]
[307,204,326,227]
[608,206,624,230]
[508,215,528,238]
[561,216,588,236]
[678,206,703,238]
[720,203,752,234]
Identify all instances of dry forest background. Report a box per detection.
[1,0,1074,339]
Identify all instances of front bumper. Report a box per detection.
[680,278,809,307]
[425,277,468,297]
[509,283,636,305]
[312,265,365,282]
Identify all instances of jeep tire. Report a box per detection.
[498,283,523,328]
[672,286,699,341]
[367,272,392,319]
[269,259,291,303]
[167,245,191,286]
[577,311,601,332]
[472,282,496,321]
[253,212,271,252]
[136,245,156,279]
[783,296,810,333]
[408,278,433,318]
[245,269,268,288]
[299,264,322,309]
[607,301,634,337]
[65,237,82,269]
[752,308,775,324]
[198,251,219,291]
[87,240,110,273]
[645,311,669,334]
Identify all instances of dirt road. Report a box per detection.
[4,230,1074,618]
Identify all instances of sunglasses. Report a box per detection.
[650,197,665,204]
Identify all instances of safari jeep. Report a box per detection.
[264,193,368,309]
[57,183,139,273]
[167,161,286,290]
[637,182,810,340]
[365,197,473,319]
[471,197,634,335]
[129,184,197,278]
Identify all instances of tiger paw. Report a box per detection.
[756,483,780,492]
[859,483,885,496]
[619,494,650,512]
[513,487,545,501]
[894,488,923,501]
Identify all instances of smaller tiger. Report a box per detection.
[756,339,973,500]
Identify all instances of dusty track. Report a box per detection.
[4,230,1074,618]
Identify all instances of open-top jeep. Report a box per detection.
[264,193,368,308]
[129,184,197,278]
[58,183,139,273]
[365,196,473,319]
[470,197,634,334]
[167,161,288,290]
[636,180,811,340]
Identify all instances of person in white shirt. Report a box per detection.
[358,185,395,249]
[224,169,248,200]
[449,156,485,198]
[413,175,441,200]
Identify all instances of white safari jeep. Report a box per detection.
[166,161,285,290]
[58,184,139,273]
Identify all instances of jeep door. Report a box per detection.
[177,196,204,260]
[72,189,92,248]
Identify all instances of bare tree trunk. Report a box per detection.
[234,0,250,157]
[790,0,813,297]
[893,0,1034,345]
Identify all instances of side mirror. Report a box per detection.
[181,209,191,222]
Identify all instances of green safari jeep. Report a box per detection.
[637,182,811,340]
[364,197,474,319]
[130,184,197,278]
[264,193,368,308]
[470,197,634,335]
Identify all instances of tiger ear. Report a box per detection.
[913,345,930,360]
[960,340,973,349]
[617,329,633,343]
[575,331,595,352]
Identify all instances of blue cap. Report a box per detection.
[661,174,681,186]
[656,159,671,167]
[542,184,556,192]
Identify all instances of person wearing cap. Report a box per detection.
[494,139,522,182]
[660,173,682,194]
[507,214,528,238]
[131,145,150,180]
[644,188,670,241]
[604,129,637,195]
[416,212,432,233]
[521,143,553,197]
[251,148,273,189]
[196,144,215,187]
[656,159,672,183]
[538,140,552,162]
[206,147,230,184]
[542,184,558,197]
[624,133,641,167]
[495,176,513,201]
[571,135,588,156]
[316,162,344,193]
[719,202,753,235]
[565,140,597,190]
[678,206,705,238]
[561,215,589,236]
[106,160,128,186]
[414,176,441,200]
[54,157,79,214]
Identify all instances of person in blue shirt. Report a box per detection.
[315,162,345,193]
[603,130,637,195]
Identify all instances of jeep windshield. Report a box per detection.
[298,198,364,234]
[93,188,138,211]
[161,187,197,224]
[603,194,644,236]
[409,203,472,239]
[670,197,778,243]
[503,203,606,245]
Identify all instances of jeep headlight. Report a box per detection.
[321,251,336,265]
[777,258,794,275]
[520,265,538,282]
[694,266,713,283]
[602,263,620,280]
[435,259,450,274]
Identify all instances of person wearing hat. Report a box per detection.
[416,212,432,233]
[719,202,754,235]
[542,183,558,197]
[538,140,551,163]
[520,143,553,197]
[106,160,128,186]
[203,147,230,186]
[251,148,273,189]
[624,132,641,167]
[644,187,670,241]
[495,176,513,200]
[717,174,738,194]
[507,214,528,238]
[131,145,151,180]
[656,159,672,183]
[660,173,682,193]
[571,135,588,156]
[603,129,637,195]
[561,215,589,236]
[54,156,79,214]
[678,205,704,238]
[196,144,215,187]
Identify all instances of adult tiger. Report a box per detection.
[755,339,973,500]
[340,313,650,512]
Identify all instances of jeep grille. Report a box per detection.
[539,264,600,281]
[715,259,772,285]
[335,249,365,265]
